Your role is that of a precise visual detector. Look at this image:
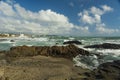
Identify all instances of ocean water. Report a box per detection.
[0,36,120,69]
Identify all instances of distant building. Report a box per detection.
[11,34,16,37]
[19,34,28,38]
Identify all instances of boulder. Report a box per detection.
[63,40,82,45]
[6,44,89,59]
[10,40,15,42]
[84,43,120,49]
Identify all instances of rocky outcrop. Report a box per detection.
[3,55,91,80]
[6,44,89,59]
[84,60,120,80]
[84,43,120,49]
[63,40,82,45]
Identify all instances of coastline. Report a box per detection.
[0,44,119,80]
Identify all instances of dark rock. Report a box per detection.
[10,40,15,42]
[84,43,120,49]
[87,60,120,80]
[63,41,82,45]
[6,44,89,59]
[0,39,8,42]
[95,74,104,79]
[84,72,91,77]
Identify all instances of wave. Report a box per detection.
[73,48,120,69]
[73,54,99,69]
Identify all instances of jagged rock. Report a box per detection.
[63,41,82,45]
[84,60,120,80]
[6,44,89,59]
[84,43,120,49]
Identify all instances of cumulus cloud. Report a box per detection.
[0,1,16,16]
[78,5,113,25]
[78,10,101,24]
[0,1,89,36]
[78,5,119,35]
[101,5,113,12]
[96,24,119,34]
[1,0,118,36]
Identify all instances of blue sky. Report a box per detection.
[0,0,120,36]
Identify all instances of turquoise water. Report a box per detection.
[0,43,13,51]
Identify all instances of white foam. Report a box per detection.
[94,49,120,56]
[73,56,89,69]
[73,54,99,69]
[33,37,49,41]
[73,47,120,69]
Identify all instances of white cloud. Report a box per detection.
[78,10,101,24]
[90,6,104,15]
[96,24,119,34]
[101,5,113,12]
[78,5,113,25]
[78,5,119,35]
[0,1,16,16]
[1,1,118,36]
[0,1,89,36]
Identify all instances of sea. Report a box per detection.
[0,36,120,69]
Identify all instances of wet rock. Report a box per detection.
[6,44,89,59]
[63,41,82,45]
[84,43,120,49]
[84,72,91,77]
[87,60,120,80]
[10,40,15,42]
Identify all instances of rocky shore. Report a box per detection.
[0,44,119,80]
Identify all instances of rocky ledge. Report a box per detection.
[0,44,120,80]
[6,44,89,59]
[84,43,120,49]
[0,44,91,80]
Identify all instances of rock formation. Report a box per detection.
[63,40,82,45]
[6,44,89,59]
[84,43,120,49]
[84,60,120,80]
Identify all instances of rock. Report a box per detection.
[6,44,89,59]
[3,55,90,80]
[10,40,15,42]
[84,43,120,49]
[85,60,120,80]
[63,41,82,45]
[8,45,37,57]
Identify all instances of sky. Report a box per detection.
[0,0,120,36]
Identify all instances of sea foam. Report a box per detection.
[73,47,120,69]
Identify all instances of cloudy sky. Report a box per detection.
[0,0,120,36]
